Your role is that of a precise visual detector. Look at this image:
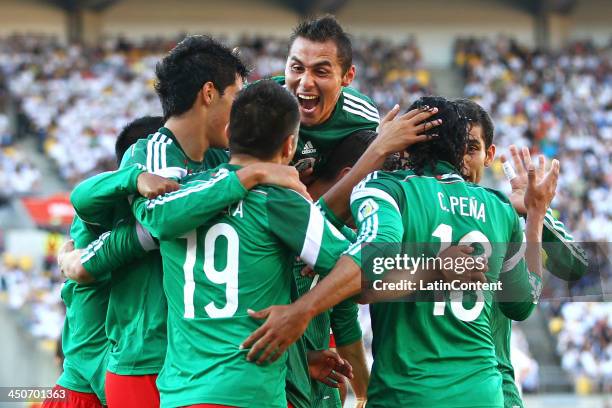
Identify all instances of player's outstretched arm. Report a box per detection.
[335,339,369,404]
[501,145,587,281]
[70,164,171,229]
[498,148,560,320]
[321,104,442,221]
[60,217,157,284]
[132,163,308,240]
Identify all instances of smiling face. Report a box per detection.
[285,37,355,127]
[462,124,496,184]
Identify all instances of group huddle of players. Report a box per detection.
[46,15,588,408]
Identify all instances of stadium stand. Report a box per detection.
[547,302,612,393]
[454,36,611,242]
[0,34,433,184]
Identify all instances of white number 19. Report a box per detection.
[182,223,239,319]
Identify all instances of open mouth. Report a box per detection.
[297,94,320,113]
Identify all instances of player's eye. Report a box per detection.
[291,65,304,73]
[316,69,330,76]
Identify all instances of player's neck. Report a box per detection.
[230,154,282,167]
[164,115,208,162]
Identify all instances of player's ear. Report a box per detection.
[484,144,496,167]
[200,82,215,107]
[341,65,356,87]
[224,123,230,142]
[283,133,297,161]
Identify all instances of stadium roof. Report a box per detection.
[36,0,580,15]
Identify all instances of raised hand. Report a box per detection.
[500,145,543,215]
[521,146,559,216]
[370,104,442,156]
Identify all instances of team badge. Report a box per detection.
[358,198,379,222]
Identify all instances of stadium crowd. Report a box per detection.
[0,34,431,184]
[454,36,612,242]
[548,302,612,392]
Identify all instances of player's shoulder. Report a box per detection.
[352,170,407,207]
[257,185,311,205]
[339,86,380,125]
[467,182,515,213]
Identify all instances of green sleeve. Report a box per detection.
[70,216,101,249]
[131,168,248,240]
[79,219,157,283]
[345,178,404,272]
[330,299,362,347]
[317,197,357,242]
[70,164,145,229]
[497,213,542,321]
[542,208,588,281]
[267,188,349,275]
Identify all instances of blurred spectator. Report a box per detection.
[0,34,433,184]
[454,36,612,242]
[547,302,612,392]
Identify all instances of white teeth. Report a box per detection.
[298,94,318,100]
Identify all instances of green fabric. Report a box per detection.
[345,162,538,407]
[156,165,349,407]
[57,216,110,405]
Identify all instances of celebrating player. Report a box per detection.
[242,96,560,407]
[456,98,588,408]
[44,116,165,408]
[62,36,309,407]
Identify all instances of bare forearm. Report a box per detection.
[297,256,362,320]
[337,340,369,399]
[524,210,545,278]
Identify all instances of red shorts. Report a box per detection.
[41,384,103,408]
[105,371,159,408]
[329,333,336,348]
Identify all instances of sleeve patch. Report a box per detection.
[357,198,379,223]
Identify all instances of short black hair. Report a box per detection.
[406,96,469,175]
[289,15,352,74]
[115,116,164,164]
[155,35,249,119]
[229,80,300,160]
[454,98,495,148]
[315,130,377,180]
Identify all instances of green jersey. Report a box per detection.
[494,208,588,408]
[69,127,236,375]
[346,162,541,408]
[58,211,155,403]
[270,76,379,168]
[156,163,350,408]
[293,199,362,408]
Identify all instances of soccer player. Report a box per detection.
[146,79,353,407]
[295,130,384,408]
[242,96,560,408]
[456,98,588,408]
[273,16,379,179]
[44,116,166,408]
[64,36,306,407]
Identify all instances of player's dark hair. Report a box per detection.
[155,35,249,119]
[229,80,300,160]
[315,130,377,180]
[289,15,353,74]
[406,96,469,175]
[454,98,495,148]
[115,115,164,164]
